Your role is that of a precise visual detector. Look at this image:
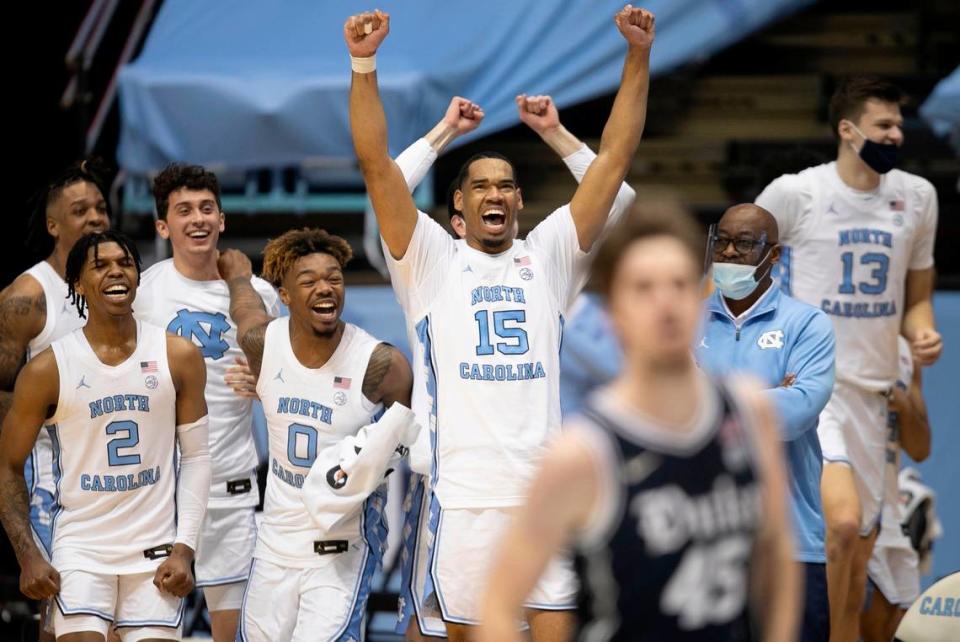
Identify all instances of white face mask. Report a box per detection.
[711,248,773,301]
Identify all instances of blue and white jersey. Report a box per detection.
[47,322,178,574]
[254,319,384,568]
[21,261,87,554]
[571,379,762,641]
[756,162,937,391]
[384,208,592,509]
[134,259,279,508]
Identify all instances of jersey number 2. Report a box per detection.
[106,420,141,466]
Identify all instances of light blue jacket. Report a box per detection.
[559,294,622,417]
[696,285,835,563]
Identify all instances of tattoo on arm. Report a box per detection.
[0,295,44,390]
[362,343,395,403]
[239,324,267,378]
[226,277,268,313]
[226,276,272,376]
[0,473,35,562]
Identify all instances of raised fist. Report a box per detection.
[442,97,485,135]
[516,94,560,135]
[344,10,390,58]
[615,5,655,50]
[217,248,253,282]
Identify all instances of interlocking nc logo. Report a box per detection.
[757,330,785,350]
[167,309,231,359]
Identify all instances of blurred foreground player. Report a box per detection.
[480,204,799,642]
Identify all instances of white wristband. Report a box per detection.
[351,55,376,74]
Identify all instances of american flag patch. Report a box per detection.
[889,199,905,211]
[140,361,158,373]
[333,376,352,389]
[513,256,531,267]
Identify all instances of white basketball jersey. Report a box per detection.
[756,162,937,391]
[24,261,85,360]
[255,319,383,568]
[47,323,178,574]
[384,208,590,509]
[22,261,87,542]
[134,259,279,508]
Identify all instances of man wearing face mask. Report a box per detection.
[755,76,941,642]
[696,203,836,642]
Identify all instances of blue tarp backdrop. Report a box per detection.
[118,0,812,173]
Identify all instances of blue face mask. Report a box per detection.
[712,249,773,301]
[850,122,899,174]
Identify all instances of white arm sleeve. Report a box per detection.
[561,144,636,229]
[395,137,438,192]
[301,403,420,532]
[174,416,211,550]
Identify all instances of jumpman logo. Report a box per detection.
[698,336,708,349]
[826,202,839,216]
[462,265,473,273]
[76,375,90,390]
[274,369,285,383]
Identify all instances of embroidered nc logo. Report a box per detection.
[757,329,785,350]
[167,309,231,360]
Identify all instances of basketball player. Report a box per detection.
[756,76,941,642]
[390,94,636,640]
[0,161,110,639]
[216,230,416,641]
[346,7,654,638]
[132,163,279,641]
[861,336,931,642]
[479,204,799,642]
[0,230,211,641]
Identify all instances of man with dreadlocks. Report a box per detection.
[0,160,110,638]
[216,228,417,642]
[0,231,211,641]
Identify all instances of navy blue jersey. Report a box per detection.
[573,382,762,642]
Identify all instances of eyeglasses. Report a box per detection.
[709,234,770,257]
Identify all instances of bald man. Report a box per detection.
[695,204,837,642]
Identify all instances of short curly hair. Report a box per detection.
[152,163,222,220]
[261,228,354,287]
